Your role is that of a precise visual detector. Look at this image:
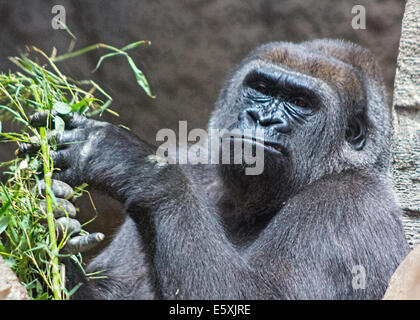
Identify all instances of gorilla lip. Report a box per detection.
[232,136,283,154]
[263,141,283,153]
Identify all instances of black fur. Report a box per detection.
[59,39,409,299]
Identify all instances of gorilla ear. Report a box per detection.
[346,112,367,150]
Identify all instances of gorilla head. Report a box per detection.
[209,39,392,211]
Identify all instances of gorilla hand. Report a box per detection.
[22,111,157,203]
[32,179,104,255]
[24,112,121,187]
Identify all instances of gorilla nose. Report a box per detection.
[243,109,291,133]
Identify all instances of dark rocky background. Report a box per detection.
[0,0,406,259]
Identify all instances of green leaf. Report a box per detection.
[55,116,65,133]
[71,98,97,113]
[66,282,83,297]
[126,56,154,97]
[92,41,149,73]
[92,52,121,73]
[29,158,39,171]
[121,40,150,51]
[0,104,27,124]
[53,102,72,115]
[119,124,131,131]
[0,215,10,235]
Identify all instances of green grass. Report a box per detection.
[0,41,152,299]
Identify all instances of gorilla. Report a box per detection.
[25,39,409,299]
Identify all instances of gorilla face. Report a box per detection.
[236,66,323,160]
[213,41,374,208]
[222,63,336,176]
[241,67,319,134]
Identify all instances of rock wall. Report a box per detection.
[391,0,420,248]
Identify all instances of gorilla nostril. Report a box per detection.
[258,115,275,126]
[245,109,259,122]
[243,109,289,131]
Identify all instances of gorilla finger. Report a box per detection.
[29,111,52,127]
[54,129,87,148]
[15,133,48,156]
[30,111,92,131]
[55,217,81,238]
[16,130,65,156]
[16,142,40,157]
[61,113,93,129]
[61,232,105,254]
[52,169,74,186]
[40,198,76,218]
[32,179,74,199]
[50,150,72,169]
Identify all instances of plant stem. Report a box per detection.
[39,126,62,300]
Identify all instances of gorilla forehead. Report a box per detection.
[255,42,365,105]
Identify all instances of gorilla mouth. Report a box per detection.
[245,138,283,154]
[228,135,283,154]
[262,141,283,153]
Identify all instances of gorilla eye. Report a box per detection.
[249,81,271,96]
[290,97,309,108]
[243,72,275,97]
